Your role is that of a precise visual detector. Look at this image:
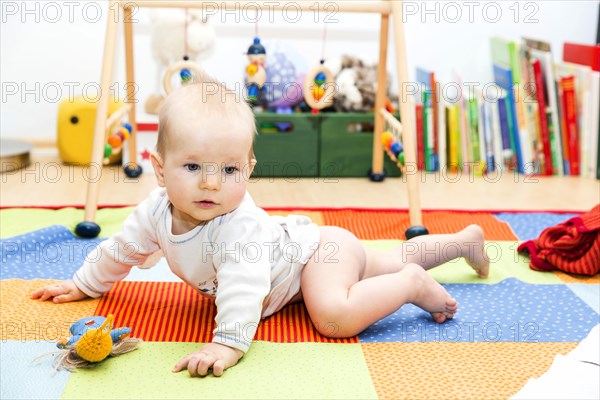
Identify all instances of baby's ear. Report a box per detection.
[246,158,257,177]
[150,151,166,187]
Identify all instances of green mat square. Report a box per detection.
[0,208,134,238]
[62,342,377,400]
[362,240,561,284]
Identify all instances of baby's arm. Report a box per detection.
[30,191,162,303]
[173,214,272,377]
[31,280,88,303]
[172,342,243,377]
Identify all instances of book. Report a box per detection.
[559,76,580,175]
[446,104,461,172]
[467,95,482,174]
[423,91,435,171]
[530,58,554,175]
[563,43,600,179]
[489,93,505,173]
[527,47,565,175]
[556,76,571,174]
[556,62,593,177]
[416,67,439,171]
[519,42,544,175]
[415,103,425,170]
[493,64,523,173]
[437,93,447,173]
[492,37,535,173]
[497,94,514,171]
[491,37,522,83]
[563,43,600,72]
[452,72,471,172]
[479,100,495,175]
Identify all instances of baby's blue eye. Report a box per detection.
[223,166,237,175]
[185,164,200,172]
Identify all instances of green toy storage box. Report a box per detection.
[252,113,320,177]
[319,113,401,177]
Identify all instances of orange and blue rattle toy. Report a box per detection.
[45,315,141,370]
[57,315,131,352]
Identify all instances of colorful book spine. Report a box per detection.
[415,103,425,170]
[563,43,600,179]
[561,76,580,175]
[481,102,495,174]
[497,97,513,171]
[468,97,481,173]
[430,74,439,171]
[531,59,554,176]
[447,104,460,172]
[493,64,523,173]
[423,91,435,171]
[557,79,571,175]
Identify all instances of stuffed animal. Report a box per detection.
[145,10,216,115]
[325,55,395,113]
[41,315,141,371]
[57,315,131,350]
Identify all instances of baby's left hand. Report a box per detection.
[172,342,243,377]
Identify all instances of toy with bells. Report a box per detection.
[145,9,215,115]
[380,114,429,240]
[245,37,267,103]
[103,123,132,165]
[163,57,205,95]
[39,315,141,371]
[304,60,335,114]
[381,131,404,164]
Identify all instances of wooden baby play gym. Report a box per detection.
[77,0,428,240]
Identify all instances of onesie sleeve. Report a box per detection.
[211,213,272,353]
[72,190,163,298]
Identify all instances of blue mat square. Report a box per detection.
[0,225,104,280]
[0,341,70,400]
[494,212,579,241]
[359,278,599,343]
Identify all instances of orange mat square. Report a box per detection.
[361,341,578,400]
[555,271,600,284]
[1,279,99,341]
[323,210,517,240]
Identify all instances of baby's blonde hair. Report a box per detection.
[157,74,256,159]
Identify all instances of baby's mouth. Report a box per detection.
[195,200,217,208]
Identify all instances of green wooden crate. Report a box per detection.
[252,113,320,177]
[320,113,401,177]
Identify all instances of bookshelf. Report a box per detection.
[396,38,600,182]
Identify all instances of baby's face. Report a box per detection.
[156,118,255,231]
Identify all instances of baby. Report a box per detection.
[32,77,489,377]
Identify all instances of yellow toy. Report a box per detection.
[57,97,123,165]
[38,314,141,372]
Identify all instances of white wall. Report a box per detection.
[1,0,598,141]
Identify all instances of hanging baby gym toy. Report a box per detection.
[161,9,206,96]
[245,16,267,105]
[303,22,335,114]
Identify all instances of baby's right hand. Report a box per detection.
[31,280,89,303]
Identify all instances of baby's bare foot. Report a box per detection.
[461,224,490,278]
[404,264,457,323]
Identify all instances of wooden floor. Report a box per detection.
[1,153,599,212]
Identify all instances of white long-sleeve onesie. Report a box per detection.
[73,188,320,352]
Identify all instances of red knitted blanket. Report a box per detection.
[518,205,600,276]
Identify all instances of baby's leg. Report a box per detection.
[363,224,489,279]
[301,227,457,338]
